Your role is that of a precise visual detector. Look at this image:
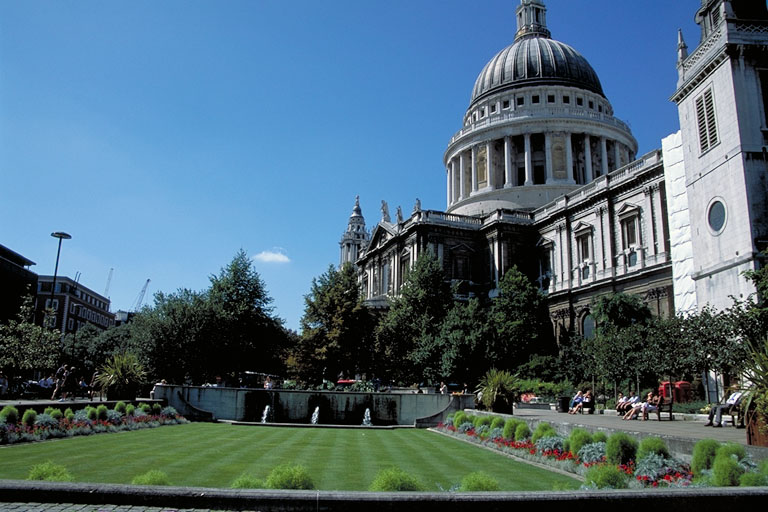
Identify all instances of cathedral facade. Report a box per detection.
[339,0,768,345]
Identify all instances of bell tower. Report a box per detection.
[671,0,768,310]
[339,196,370,267]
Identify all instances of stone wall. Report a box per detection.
[155,385,474,426]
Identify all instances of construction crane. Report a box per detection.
[132,279,151,312]
[104,268,114,298]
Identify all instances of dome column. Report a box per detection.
[459,152,467,200]
[600,137,609,176]
[565,132,575,184]
[446,167,452,206]
[486,141,495,191]
[545,132,554,184]
[614,143,621,172]
[503,136,513,187]
[471,145,478,193]
[584,134,593,182]
[524,134,533,185]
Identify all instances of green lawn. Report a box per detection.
[0,423,579,491]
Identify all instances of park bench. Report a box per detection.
[654,394,674,420]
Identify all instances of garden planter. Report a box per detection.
[746,410,768,447]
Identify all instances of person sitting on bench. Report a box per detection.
[705,388,743,427]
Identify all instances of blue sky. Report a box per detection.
[0,1,702,332]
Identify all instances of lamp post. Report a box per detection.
[49,231,71,329]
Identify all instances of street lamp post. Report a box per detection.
[49,231,71,329]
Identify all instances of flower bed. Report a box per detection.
[0,404,187,445]
[434,414,766,489]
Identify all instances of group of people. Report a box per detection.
[49,365,101,401]
[568,390,593,414]
[617,390,661,420]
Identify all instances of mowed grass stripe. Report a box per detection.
[0,424,578,491]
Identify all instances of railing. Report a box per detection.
[447,107,633,148]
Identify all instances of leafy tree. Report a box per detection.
[292,263,372,384]
[591,292,652,330]
[0,295,61,373]
[436,298,491,384]
[487,266,552,369]
[374,251,453,384]
[206,250,287,378]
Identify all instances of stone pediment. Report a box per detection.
[368,222,399,250]
[617,202,641,220]
[572,222,593,235]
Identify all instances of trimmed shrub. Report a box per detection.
[490,416,505,430]
[125,404,135,417]
[502,418,521,439]
[265,464,315,490]
[452,411,467,427]
[86,407,98,421]
[27,461,74,482]
[64,407,74,417]
[473,415,492,429]
[152,403,162,414]
[592,431,608,444]
[740,472,768,487]
[369,467,425,492]
[1,405,19,425]
[531,422,556,443]
[568,428,593,457]
[584,464,629,489]
[712,453,745,487]
[716,442,746,461]
[114,401,127,414]
[605,432,637,465]
[231,473,264,489]
[21,409,37,428]
[637,437,669,460]
[132,470,171,486]
[96,405,109,422]
[459,471,500,491]
[139,403,152,414]
[691,439,720,477]
[65,410,75,422]
[514,422,531,441]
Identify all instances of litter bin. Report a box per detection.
[557,396,571,413]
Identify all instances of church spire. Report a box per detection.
[676,29,688,66]
[339,196,369,267]
[515,0,551,41]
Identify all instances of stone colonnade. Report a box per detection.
[446,132,633,207]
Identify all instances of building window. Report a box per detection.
[598,105,603,113]
[695,88,719,153]
[532,95,540,104]
[490,104,496,114]
[708,199,727,234]
[547,94,555,103]
[621,216,639,250]
[588,100,594,109]
[517,97,525,106]
[576,97,583,106]
[480,108,485,117]
[67,318,74,330]
[563,95,570,104]
[582,314,596,339]
[45,299,59,311]
[503,100,510,109]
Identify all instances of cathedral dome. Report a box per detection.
[470,37,604,106]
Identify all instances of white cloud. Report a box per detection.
[253,248,291,264]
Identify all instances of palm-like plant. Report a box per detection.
[743,337,768,442]
[95,352,146,400]
[475,368,520,413]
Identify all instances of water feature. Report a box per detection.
[311,406,319,424]
[261,405,271,424]
[362,408,372,426]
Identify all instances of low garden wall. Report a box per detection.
[154,385,474,426]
